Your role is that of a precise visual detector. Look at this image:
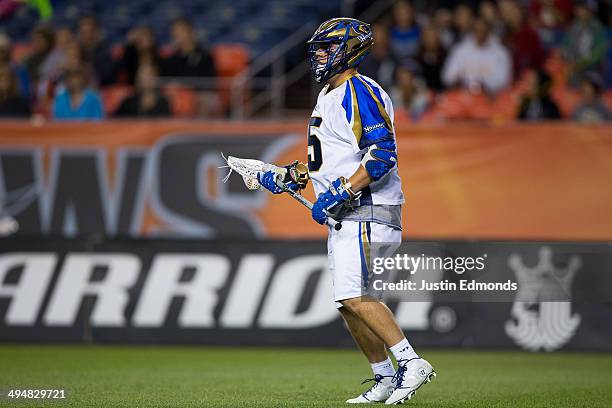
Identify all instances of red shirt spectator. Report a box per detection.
[504,2,545,77]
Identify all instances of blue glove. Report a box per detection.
[257,171,283,194]
[311,177,353,225]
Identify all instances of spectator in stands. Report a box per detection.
[479,1,504,37]
[442,18,512,95]
[391,65,430,121]
[517,70,561,121]
[23,24,54,84]
[0,33,30,100]
[389,1,421,62]
[63,41,88,73]
[78,15,114,85]
[529,0,573,49]
[52,66,103,120]
[502,0,545,78]
[114,64,170,118]
[38,27,74,91]
[562,0,607,86]
[0,65,30,118]
[44,41,92,102]
[162,18,215,78]
[416,25,447,91]
[453,4,474,42]
[571,74,610,122]
[433,8,455,49]
[120,26,161,85]
[359,23,398,90]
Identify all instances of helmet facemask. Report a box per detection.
[308,41,347,83]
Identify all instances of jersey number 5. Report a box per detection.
[308,116,323,172]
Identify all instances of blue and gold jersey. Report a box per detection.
[307,73,404,206]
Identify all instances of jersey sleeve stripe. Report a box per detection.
[349,77,393,150]
[348,77,364,146]
[355,75,393,132]
[342,81,352,123]
[360,76,386,106]
[359,75,385,106]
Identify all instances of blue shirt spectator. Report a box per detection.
[52,67,103,120]
[390,1,421,62]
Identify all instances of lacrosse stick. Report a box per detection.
[221,155,342,230]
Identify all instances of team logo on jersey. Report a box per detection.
[504,247,581,351]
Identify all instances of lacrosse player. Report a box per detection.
[258,18,435,404]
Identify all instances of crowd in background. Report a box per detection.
[0,0,611,122]
[366,0,611,122]
[0,15,215,120]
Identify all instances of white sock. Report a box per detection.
[370,357,395,377]
[389,338,419,362]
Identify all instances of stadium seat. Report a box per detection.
[212,44,249,78]
[429,90,496,121]
[101,85,134,115]
[163,85,198,117]
[551,87,581,117]
[212,44,250,114]
[492,89,522,121]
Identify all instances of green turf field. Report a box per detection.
[0,345,611,407]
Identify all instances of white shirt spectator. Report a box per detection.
[442,34,511,94]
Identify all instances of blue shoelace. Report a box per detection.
[391,359,408,388]
[361,373,385,386]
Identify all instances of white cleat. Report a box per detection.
[346,374,394,404]
[385,358,435,405]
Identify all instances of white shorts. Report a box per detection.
[327,220,402,308]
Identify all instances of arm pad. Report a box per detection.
[360,140,397,182]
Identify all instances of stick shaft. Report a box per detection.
[281,186,341,230]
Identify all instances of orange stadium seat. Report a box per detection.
[433,90,467,120]
[433,90,494,121]
[551,87,581,117]
[163,85,198,117]
[212,44,250,114]
[492,88,522,121]
[212,44,249,77]
[101,85,134,116]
